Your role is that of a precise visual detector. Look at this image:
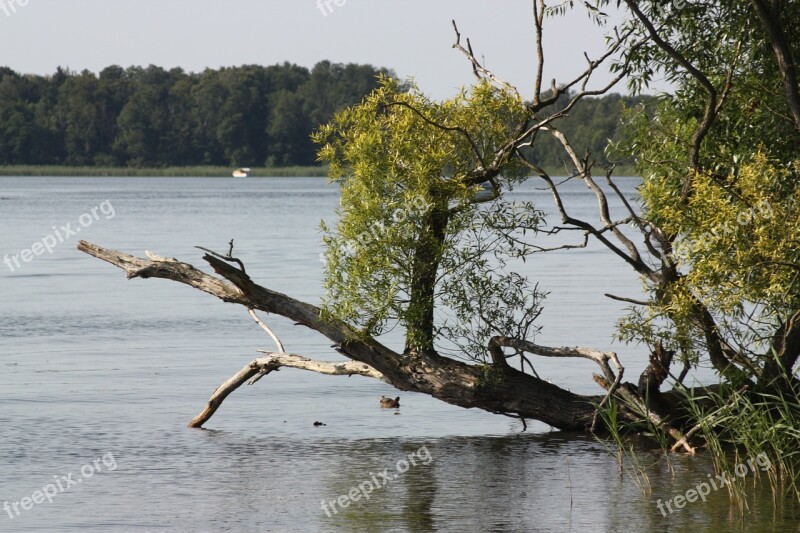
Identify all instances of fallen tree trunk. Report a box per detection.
[77,240,692,442]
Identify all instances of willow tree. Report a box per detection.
[315,77,542,360]
[80,1,799,456]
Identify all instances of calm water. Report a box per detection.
[1,177,798,532]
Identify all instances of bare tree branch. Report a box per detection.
[248,309,286,353]
[532,0,546,106]
[623,0,721,201]
[452,20,518,92]
[750,0,800,131]
[188,354,386,428]
[605,293,650,306]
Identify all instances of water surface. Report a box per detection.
[1,177,796,531]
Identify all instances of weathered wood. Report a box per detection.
[253,353,385,380]
[188,354,385,428]
[188,362,265,428]
[78,240,612,431]
[248,309,285,353]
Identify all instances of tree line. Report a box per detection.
[0,61,652,168]
[0,62,392,167]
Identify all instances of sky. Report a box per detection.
[0,0,639,100]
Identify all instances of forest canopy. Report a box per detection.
[0,62,651,169]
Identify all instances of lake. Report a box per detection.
[1,176,797,531]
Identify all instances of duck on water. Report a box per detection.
[380,396,400,408]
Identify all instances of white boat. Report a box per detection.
[232,168,251,178]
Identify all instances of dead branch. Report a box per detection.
[488,336,625,431]
[532,164,657,280]
[623,0,717,197]
[248,309,285,353]
[491,335,695,451]
[452,20,518,93]
[532,0,545,106]
[594,374,696,454]
[604,293,650,306]
[188,353,386,428]
[197,239,247,275]
[188,360,267,428]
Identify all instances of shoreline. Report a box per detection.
[0,164,638,178]
[0,166,330,177]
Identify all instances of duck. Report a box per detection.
[379,395,400,408]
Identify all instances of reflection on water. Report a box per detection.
[1,177,798,531]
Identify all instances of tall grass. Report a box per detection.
[596,375,800,513]
[678,379,800,508]
[595,397,674,495]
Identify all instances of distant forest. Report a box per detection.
[0,62,654,169]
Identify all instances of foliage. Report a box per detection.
[617,153,800,362]
[315,78,544,358]
[0,63,651,172]
[678,378,800,505]
[602,0,800,382]
[0,62,392,168]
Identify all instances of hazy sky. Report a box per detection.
[0,0,636,99]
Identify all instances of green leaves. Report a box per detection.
[315,78,544,358]
[673,155,800,313]
[611,1,800,369]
